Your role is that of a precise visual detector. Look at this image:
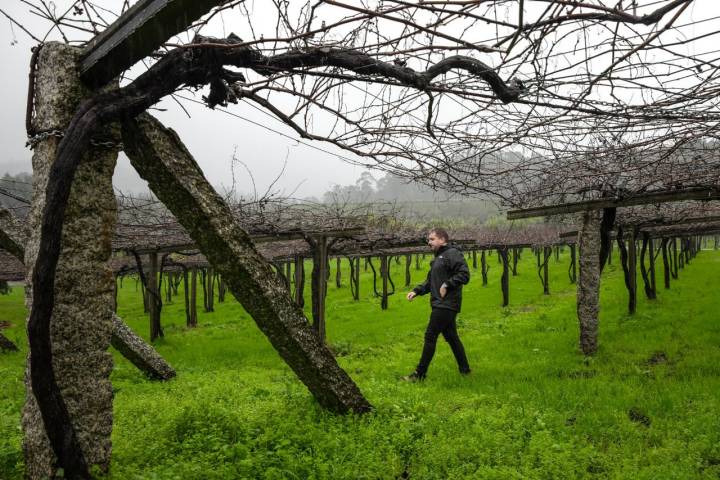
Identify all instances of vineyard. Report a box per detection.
[2,247,719,478]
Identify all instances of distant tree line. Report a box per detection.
[322,171,501,224]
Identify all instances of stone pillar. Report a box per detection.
[23,43,117,478]
[576,210,601,355]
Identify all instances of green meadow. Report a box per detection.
[1,248,719,479]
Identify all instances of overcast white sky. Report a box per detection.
[1,1,717,200]
[0,2,371,200]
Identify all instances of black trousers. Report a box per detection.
[416,308,470,376]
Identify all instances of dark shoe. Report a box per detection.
[401,371,425,382]
[460,369,471,376]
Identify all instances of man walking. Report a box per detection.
[404,228,471,381]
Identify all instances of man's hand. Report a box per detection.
[440,284,448,298]
[406,291,417,301]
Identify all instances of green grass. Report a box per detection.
[1,248,719,479]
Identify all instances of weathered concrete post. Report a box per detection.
[576,210,601,355]
[23,43,117,478]
[111,315,175,380]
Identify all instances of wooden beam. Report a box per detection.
[506,188,720,220]
[120,227,366,255]
[80,0,225,87]
[632,214,720,229]
[562,216,720,240]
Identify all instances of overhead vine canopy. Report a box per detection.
[9,0,717,207]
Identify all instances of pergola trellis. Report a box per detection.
[112,219,367,342]
[6,0,715,477]
[559,210,720,314]
[507,190,720,356]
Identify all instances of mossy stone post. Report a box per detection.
[577,210,601,355]
[23,42,117,478]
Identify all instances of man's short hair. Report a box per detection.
[429,227,449,242]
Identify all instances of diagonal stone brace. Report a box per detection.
[122,113,372,414]
[110,314,175,380]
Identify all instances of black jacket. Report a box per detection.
[413,245,470,312]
